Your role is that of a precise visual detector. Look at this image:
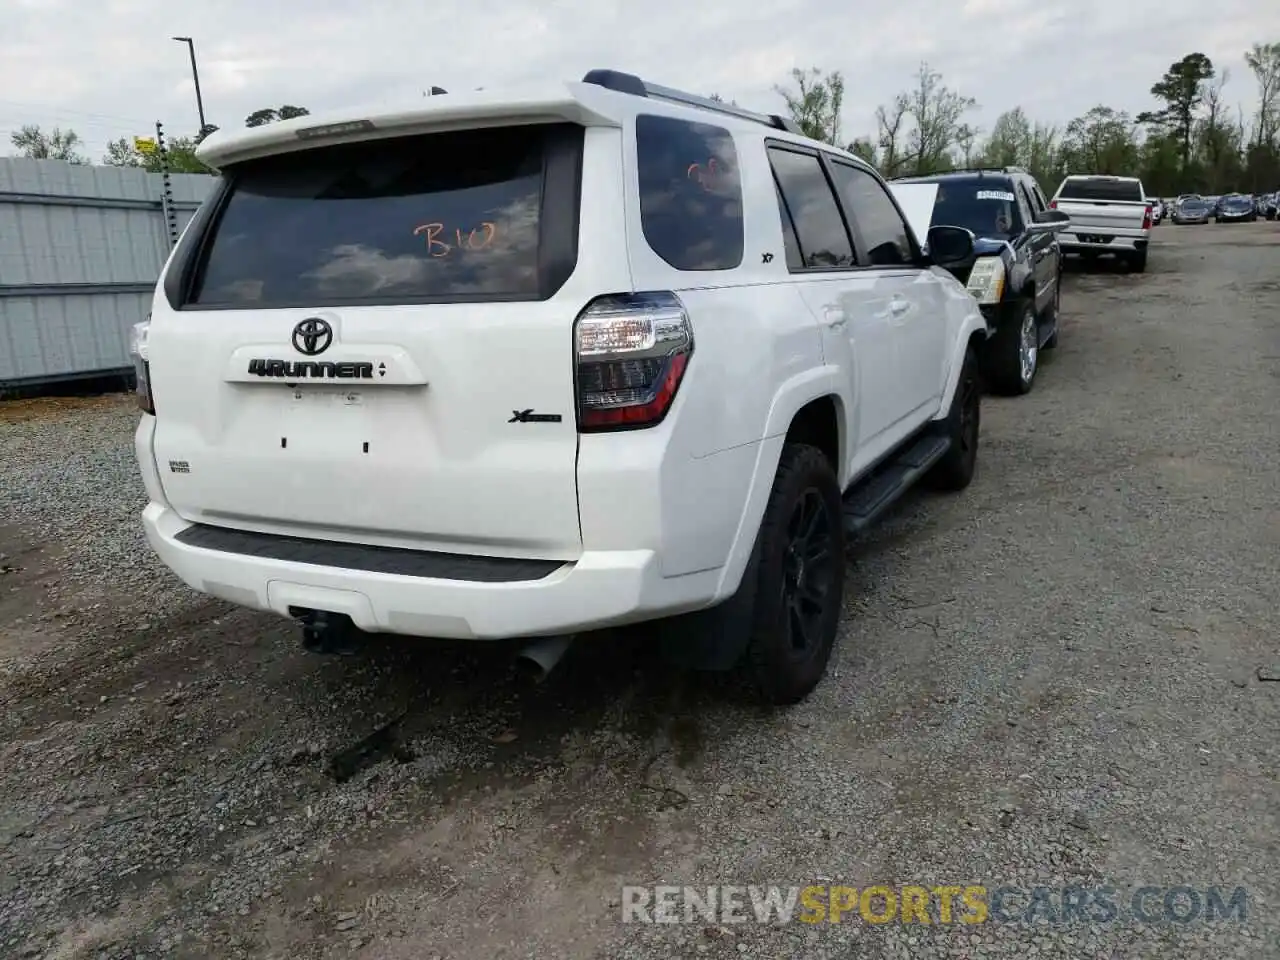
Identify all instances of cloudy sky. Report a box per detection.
[2,0,1278,162]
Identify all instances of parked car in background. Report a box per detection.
[1260,193,1278,220]
[1205,196,1223,218]
[890,167,1068,395]
[1171,196,1212,225]
[1149,198,1164,223]
[1049,174,1152,272]
[129,69,993,706]
[1215,194,1257,223]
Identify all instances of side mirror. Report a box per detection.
[1029,208,1070,233]
[926,225,975,266]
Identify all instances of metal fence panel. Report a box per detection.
[0,157,216,386]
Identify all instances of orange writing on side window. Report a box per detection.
[687,158,725,193]
[414,221,498,257]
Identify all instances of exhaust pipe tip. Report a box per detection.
[513,634,574,683]
[294,608,363,656]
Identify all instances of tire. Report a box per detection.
[985,302,1038,396]
[739,443,846,705]
[926,344,981,492]
[1128,249,1148,273]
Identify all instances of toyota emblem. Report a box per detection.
[292,318,333,356]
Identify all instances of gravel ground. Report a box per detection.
[1,223,1278,960]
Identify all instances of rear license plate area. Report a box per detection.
[280,385,374,452]
[289,385,366,407]
[1079,234,1112,244]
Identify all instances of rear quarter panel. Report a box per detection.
[578,118,836,585]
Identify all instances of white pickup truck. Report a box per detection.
[1049,175,1152,272]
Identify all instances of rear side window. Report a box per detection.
[188,124,582,307]
[636,114,744,271]
[828,162,913,266]
[1056,178,1144,202]
[768,147,854,268]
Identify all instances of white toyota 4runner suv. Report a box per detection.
[131,70,990,705]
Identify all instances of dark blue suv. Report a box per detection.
[891,167,1068,396]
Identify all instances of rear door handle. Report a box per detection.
[889,297,910,317]
[823,306,847,329]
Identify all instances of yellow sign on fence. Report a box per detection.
[133,137,157,154]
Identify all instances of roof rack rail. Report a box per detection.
[581,69,804,136]
[944,165,1030,175]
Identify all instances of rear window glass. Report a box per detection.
[636,114,744,271]
[1056,178,1144,202]
[190,125,571,306]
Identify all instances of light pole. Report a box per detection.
[172,36,207,133]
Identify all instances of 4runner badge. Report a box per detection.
[247,359,374,379]
[509,409,562,423]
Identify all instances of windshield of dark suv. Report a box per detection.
[924,179,1024,240]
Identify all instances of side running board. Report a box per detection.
[842,431,951,536]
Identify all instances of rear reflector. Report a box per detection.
[574,292,693,431]
[130,318,155,415]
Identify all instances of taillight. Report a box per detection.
[130,318,154,415]
[1048,200,1057,209]
[1142,205,1153,230]
[574,291,693,432]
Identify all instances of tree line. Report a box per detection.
[8,42,1280,195]
[7,104,311,173]
[762,42,1280,196]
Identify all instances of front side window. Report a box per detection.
[1022,181,1046,215]
[190,124,579,307]
[636,114,744,271]
[1013,183,1035,227]
[829,162,913,266]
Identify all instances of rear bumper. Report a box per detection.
[142,502,717,639]
[1059,232,1147,253]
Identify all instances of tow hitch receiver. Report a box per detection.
[295,609,364,656]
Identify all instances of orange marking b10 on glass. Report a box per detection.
[412,221,498,257]
[687,158,730,193]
